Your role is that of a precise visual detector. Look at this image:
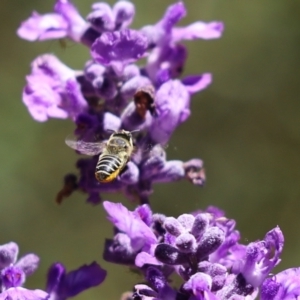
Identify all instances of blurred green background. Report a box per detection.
[0,0,300,298]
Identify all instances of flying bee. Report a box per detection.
[65,130,135,183]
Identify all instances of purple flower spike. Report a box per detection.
[17,12,68,41]
[0,287,49,300]
[91,29,148,75]
[261,268,300,300]
[172,21,224,42]
[150,80,190,145]
[0,242,18,269]
[103,201,157,252]
[46,261,107,299]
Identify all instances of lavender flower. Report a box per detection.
[102,201,285,300]
[0,241,47,299]
[18,0,221,205]
[0,241,106,300]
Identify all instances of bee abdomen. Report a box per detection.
[95,154,123,183]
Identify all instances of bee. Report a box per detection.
[65,130,135,183]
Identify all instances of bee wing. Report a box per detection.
[65,135,106,156]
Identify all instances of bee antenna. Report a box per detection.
[130,129,140,134]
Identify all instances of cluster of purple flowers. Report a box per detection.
[13,0,300,299]
[18,0,218,205]
[0,242,106,299]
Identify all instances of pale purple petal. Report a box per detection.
[23,80,67,122]
[182,74,212,94]
[60,79,88,120]
[150,80,190,145]
[15,254,39,276]
[103,112,121,132]
[0,287,49,300]
[87,3,114,32]
[103,201,157,251]
[158,2,186,33]
[113,1,135,29]
[54,0,87,41]
[135,252,162,268]
[119,161,139,184]
[173,21,224,42]
[183,272,212,294]
[91,29,148,75]
[0,242,19,269]
[17,12,68,41]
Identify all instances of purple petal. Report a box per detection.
[113,1,135,30]
[54,0,87,41]
[1,266,25,288]
[177,214,195,231]
[17,12,68,41]
[175,233,197,253]
[15,254,39,276]
[183,272,212,294]
[103,201,157,251]
[46,263,66,294]
[182,74,212,94]
[134,204,153,227]
[173,21,224,42]
[135,252,162,268]
[119,161,139,184]
[150,80,190,145]
[261,268,300,300]
[103,235,136,265]
[87,3,114,32]
[191,214,209,239]
[23,55,86,122]
[63,262,106,297]
[60,79,88,120]
[91,29,148,75]
[151,160,185,183]
[197,227,225,260]
[0,242,19,269]
[103,112,121,132]
[0,287,49,300]
[241,227,284,288]
[154,244,187,265]
[159,2,186,33]
[163,217,184,237]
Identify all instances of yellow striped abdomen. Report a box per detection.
[95,154,123,183]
